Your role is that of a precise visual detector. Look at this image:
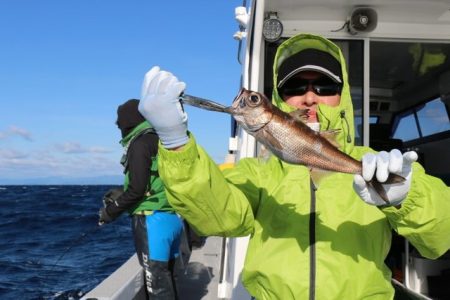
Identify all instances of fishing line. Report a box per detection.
[46,224,102,278]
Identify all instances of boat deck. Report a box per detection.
[81,236,223,300]
[178,236,223,299]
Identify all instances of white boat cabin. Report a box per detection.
[222,0,450,299]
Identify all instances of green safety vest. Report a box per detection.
[120,121,174,214]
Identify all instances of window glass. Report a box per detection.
[354,116,378,140]
[416,98,450,136]
[354,116,362,140]
[393,111,420,141]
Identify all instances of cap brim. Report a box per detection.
[278,65,342,88]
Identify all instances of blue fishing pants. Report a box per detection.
[132,211,183,300]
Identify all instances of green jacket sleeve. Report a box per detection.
[157,134,258,237]
[382,163,450,259]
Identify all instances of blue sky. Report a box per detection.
[0,0,243,183]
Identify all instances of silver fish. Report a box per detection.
[181,88,404,203]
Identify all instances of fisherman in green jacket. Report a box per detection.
[137,34,450,299]
[98,99,183,299]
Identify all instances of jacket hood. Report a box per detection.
[272,33,355,154]
[116,99,146,138]
[119,120,152,147]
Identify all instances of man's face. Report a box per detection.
[280,71,341,123]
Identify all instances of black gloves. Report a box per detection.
[98,188,124,225]
[98,207,113,225]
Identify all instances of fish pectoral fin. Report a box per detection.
[257,144,273,161]
[319,129,341,148]
[310,168,331,186]
[289,109,309,123]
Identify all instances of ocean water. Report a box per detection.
[0,185,135,300]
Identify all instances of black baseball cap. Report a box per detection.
[277,49,342,88]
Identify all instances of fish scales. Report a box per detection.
[259,107,362,174]
[234,89,361,174]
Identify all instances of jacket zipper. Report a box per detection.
[309,179,317,300]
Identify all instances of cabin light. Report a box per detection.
[263,12,283,42]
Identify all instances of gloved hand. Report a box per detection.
[98,207,115,226]
[353,149,418,206]
[98,188,123,225]
[138,66,188,149]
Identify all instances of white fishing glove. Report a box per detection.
[138,66,188,149]
[353,149,418,206]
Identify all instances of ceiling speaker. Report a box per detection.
[348,7,378,34]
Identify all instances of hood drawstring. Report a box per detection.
[317,105,331,130]
[340,110,352,144]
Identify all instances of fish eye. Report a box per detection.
[246,93,261,106]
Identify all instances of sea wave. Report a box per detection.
[0,185,134,300]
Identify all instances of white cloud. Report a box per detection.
[0,126,33,141]
[88,146,112,153]
[0,149,28,159]
[54,142,113,154]
[0,144,120,179]
[54,142,85,153]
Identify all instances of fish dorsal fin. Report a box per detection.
[319,129,341,148]
[289,109,309,123]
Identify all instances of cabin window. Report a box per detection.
[417,98,450,136]
[392,109,421,141]
[355,116,379,141]
[392,98,450,141]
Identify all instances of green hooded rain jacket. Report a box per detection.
[157,34,450,300]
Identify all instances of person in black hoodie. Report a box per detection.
[99,99,183,299]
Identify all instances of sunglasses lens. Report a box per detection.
[281,86,308,96]
[280,79,308,96]
[314,84,341,96]
[280,78,341,96]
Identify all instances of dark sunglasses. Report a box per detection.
[280,78,342,96]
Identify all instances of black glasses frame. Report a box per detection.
[280,78,342,97]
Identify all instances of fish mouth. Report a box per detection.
[180,94,233,114]
[179,88,256,117]
[180,91,246,116]
[231,88,248,109]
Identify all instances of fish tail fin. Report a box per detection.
[384,173,405,184]
[368,173,406,204]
